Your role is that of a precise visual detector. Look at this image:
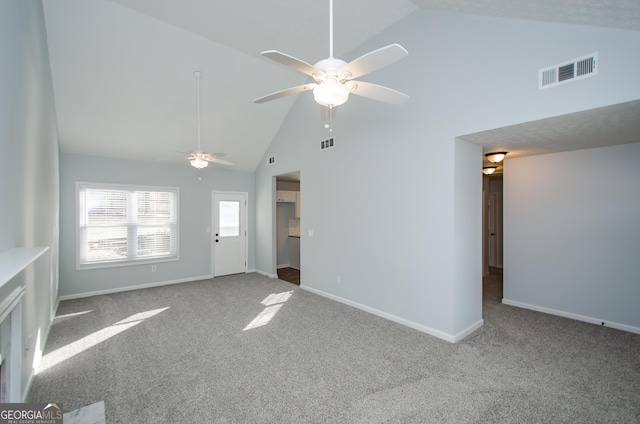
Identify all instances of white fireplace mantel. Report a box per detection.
[0,247,49,289]
[0,246,48,402]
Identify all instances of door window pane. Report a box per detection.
[219,201,240,237]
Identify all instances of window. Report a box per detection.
[77,182,179,269]
[218,201,240,237]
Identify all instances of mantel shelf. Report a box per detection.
[0,247,49,289]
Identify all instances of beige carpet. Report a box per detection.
[27,272,640,423]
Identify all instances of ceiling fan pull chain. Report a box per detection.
[323,105,334,132]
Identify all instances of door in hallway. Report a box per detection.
[488,193,498,267]
[213,192,247,276]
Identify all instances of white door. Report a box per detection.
[488,193,498,267]
[213,192,247,276]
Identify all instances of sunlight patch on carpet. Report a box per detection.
[37,307,169,374]
[243,291,293,331]
[55,310,93,319]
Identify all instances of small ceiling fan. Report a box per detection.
[187,71,233,169]
[253,0,409,108]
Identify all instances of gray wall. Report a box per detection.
[0,1,60,399]
[503,143,640,331]
[59,153,255,297]
[254,10,640,341]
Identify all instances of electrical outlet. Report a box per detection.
[337,276,341,284]
[151,265,157,272]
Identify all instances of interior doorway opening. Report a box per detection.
[275,171,301,285]
[483,174,504,307]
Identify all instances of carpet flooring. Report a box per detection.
[27,271,640,423]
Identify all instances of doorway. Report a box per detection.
[483,174,504,306]
[275,172,301,285]
[212,191,248,277]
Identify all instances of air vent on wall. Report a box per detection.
[266,156,275,166]
[320,137,335,150]
[539,52,598,89]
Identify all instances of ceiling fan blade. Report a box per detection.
[341,44,408,80]
[261,51,320,77]
[201,153,233,166]
[350,81,409,105]
[253,83,316,104]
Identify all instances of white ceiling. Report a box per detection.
[461,99,640,170]
[43,0,640,172]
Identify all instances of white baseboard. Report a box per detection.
[59,274,213,301]
[300,286,481,343]
[502,298,640,335]
[255,269,278,279]
[277,264,290,269]
[453,319,484,342]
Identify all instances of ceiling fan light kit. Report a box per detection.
[253,0,409,109]
[313,78,350,107]
[190,156,208,169]
[485,152,508,163]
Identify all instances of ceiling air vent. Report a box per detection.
[539,52,598,90]
[320,137,335,150]
[266,156,275,166]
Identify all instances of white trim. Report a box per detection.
[300,285,479,343]
[502,298,640,335]
[59,274,213,301]
[255,269,278,279]
[277,263,290,269]
[0,287,25,324]
[452,319,484,342]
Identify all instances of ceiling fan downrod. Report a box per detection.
[329,0,334,58]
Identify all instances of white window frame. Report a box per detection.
[76,182,180,270]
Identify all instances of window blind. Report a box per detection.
[77,183,178,268]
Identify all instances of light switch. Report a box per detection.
[308,229,314,237]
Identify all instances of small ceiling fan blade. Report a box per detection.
[253,83,316,104]
[350,81,409,105]
[205,156,234,166]
[261,51,320,77]
[341,44,408,80]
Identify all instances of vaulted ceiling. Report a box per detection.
[43,0,640,171]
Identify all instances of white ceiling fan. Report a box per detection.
[187,71,233,169]
[253,0,409,108]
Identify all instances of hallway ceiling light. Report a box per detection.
[485,152,508,163]
[482,166,497,175]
